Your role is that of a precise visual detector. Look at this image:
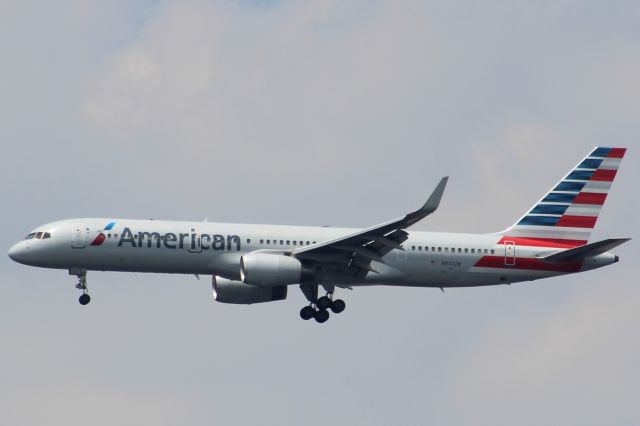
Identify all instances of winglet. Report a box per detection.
[421,176,449,214]
[402,177,448,228]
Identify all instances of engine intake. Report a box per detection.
[240,253,304,286]
[212,276,287,304]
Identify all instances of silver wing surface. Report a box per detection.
[292,177,448,276]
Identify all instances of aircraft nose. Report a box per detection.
[8,242,26,263]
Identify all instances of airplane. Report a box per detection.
[8,147,629,323]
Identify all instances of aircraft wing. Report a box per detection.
[292,177,448,273]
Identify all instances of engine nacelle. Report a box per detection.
[212,276,287,304]
[240,253,303,286]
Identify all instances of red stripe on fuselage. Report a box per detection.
[497,236,586,248]
[556,215,598,228]
[90,233,106,246]
[474,256,582,272]
[590,169,617,182]
[573,192,606,205]
[607,148,626,158]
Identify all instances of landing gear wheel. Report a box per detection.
[314,308,330,323]
[330,299,346,314]
[317,296,331,310]
[79,293,91,306]
[300,305,315,320]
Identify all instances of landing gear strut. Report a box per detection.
[71,269,91,305]
[299,284,346,323]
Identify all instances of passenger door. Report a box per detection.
[72,225,85,248]
[504,241,515,266]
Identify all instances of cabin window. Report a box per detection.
[266,240,270,244]
[445,247,449,252]
[260,239,264,244]
[286,240,290,245]
[484,249,488,254]
[246,239,251,244]
[464,248,468,253]
[471,249,475,253]
[313,241,317,244]
[431,247,435,252]
[490,249,495,254]
[412,246,416,251]
[438,247,442,252]
[418,246,422,251]
[293,241,297,245]
[457,248,461,253]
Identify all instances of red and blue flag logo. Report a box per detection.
[90,222,116,246]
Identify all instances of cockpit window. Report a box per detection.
[25,233,36,240]
[35,232,43,239]
[43,232,51,239]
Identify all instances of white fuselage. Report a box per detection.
[8,218,616,288]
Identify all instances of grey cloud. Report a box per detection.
[1,1,638,425]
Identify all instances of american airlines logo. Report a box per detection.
[116,227,241,251]
[90,222,116,246]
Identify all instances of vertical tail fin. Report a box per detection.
[498,147,626,248]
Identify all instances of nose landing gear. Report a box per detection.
[71,269,91,305]
[78,292,91,305]
[299,284,347,324]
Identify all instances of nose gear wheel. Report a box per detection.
[71,269,91,306]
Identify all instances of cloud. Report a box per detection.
[81,1,441,183]
[447,266,640,425]
[2,383,205,426]
[1,1,639,425]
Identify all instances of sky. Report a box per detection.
[1,1,639,425]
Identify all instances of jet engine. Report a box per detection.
[240,253,305,286]
[212,276,287,304]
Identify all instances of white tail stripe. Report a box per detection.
[582,181,612,193]
[599,158,621,170]
[565,205,601,216]
[601,158,622,166]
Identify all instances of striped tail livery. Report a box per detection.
[499,147,626,248]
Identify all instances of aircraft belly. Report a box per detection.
[70,246,236,275]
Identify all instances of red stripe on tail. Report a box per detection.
[556,215,598,228]
[573,192,606,205]
[591,169,617,182]
[608,148,626,158]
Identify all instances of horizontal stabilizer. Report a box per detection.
[543,238,630,262]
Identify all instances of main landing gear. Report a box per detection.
[299,284,346,324]
[71,269,91,305]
